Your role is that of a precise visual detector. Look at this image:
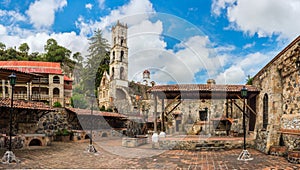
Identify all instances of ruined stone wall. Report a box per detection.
[36,110,72,136]
[253,38,300,153]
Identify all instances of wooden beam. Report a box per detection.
[236,95,257,116]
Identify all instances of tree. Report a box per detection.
[246,75,253,85]
[71,93,88,109]
[81,29,110,95]
[72,52,84,84]
[44,38,75,75]
[0,42,6,51]
[19,43,30,54]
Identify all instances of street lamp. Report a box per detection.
[87,94,97,153]
[238,86,253,161]
[2,72,19,163]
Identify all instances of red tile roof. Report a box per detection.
[148,84,259,92]
[0,61,62,74]
[0,98,54,111]
[66,108,127,118]
[64,75,72,81]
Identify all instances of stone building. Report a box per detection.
[253,36,300,153]
[98,21,258,136]
[0,61,72,107]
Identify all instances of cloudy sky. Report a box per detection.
[0,0,299,85]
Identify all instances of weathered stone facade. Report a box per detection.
[253,36,300,153]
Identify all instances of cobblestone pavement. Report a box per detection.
[0,139,299,169]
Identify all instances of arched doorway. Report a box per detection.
[29,139,42,146]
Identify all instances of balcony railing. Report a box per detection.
[32,77,49,84]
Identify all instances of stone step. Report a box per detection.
[195,146,225,151]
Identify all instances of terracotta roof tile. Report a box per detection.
[0,61,62,74]
[0,98,54,111]
[64,75,72,81]
[148,84,259,92]
[66,108,127,118]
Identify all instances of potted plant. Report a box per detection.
[55,129,72,142]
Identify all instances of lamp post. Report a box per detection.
[87,94,97,153]
[238,86,253,161]
[2,72,19,163]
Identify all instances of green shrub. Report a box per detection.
[53,101,62,107]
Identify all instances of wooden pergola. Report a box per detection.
[148,84,260,133]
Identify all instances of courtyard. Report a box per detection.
[0,138,299,169]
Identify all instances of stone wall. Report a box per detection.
[280,114,300,150]
[253,37,300,153]
[36,110,72,136]
[255,131,269,153]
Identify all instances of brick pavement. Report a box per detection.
[0,139,299,169]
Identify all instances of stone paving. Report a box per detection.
[0,139,299,169]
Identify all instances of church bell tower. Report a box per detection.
[109,21,128,87]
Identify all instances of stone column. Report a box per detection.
[7,80,11,99]
[161,98,165,132]
[2,79,5,99]
[154,94,157,133]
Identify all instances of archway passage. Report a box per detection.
[85,134,90,139]
[102,133,108,137]
[29,139,42,146]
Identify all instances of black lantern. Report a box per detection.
[9,73,16,86]
[241,86,248,99]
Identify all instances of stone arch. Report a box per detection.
[53,88,60,97]
[53,76,60,84]
[111,67,115,79]
[120,67,125,80]
[102,133,108,137]
[120,51,124,62]
[120,37,124,46]
[29,139,42,146]
[112,51,115,61]
[263,93,268,130]
[84,134,90,139]
[116,88,126,100]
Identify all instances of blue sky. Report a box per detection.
[0,0,299,85]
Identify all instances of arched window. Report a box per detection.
[53,88,60,97]
[111,67,114,79]
[120,51,124,62]
[53,76,60,84]
[263,94,268,130]
[112,51,115,62]
[120,67,124,80]
[114,37,116,45]
[120,37,124,46]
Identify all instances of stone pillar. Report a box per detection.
[2,79,5,99]
[7,80,11,98]
[154,94,157,133]
[161,98,165,132]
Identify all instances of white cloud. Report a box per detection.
[0,25,7,35]
[215,51,274,84]
[85,3,93,10]
[215,65,245,84]
[26,0,67,29]
[0,9,27,23]
[76,0,154,36]
[243,42,255,49]
[212,0,300,40]
[98,0,105,9]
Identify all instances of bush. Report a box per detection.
[53,101,62,107]
[56,129,71,136]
